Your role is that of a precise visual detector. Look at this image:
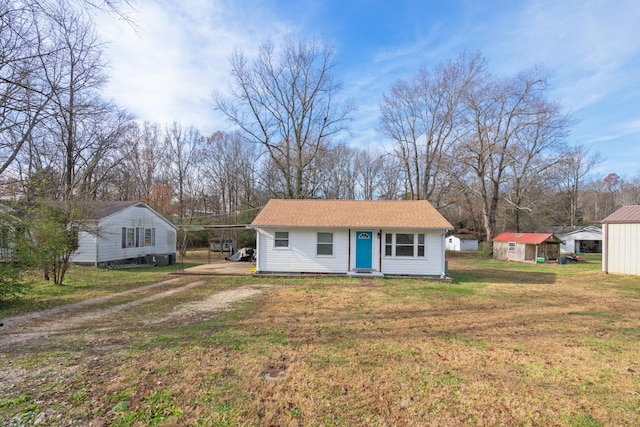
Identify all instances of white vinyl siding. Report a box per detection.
[445,236,479,251]
[256,227,448,277]
[256,229,348,273]
[380,230,446,276]
[70,204,176,265]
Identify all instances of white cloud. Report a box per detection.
[96,0,297,134]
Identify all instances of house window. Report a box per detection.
[417,234,425,257]
[144,228,155,246]
[508,242,516,251]
[317,232,333,256]
[274,231,289,248]
[385,233,392,256]
[395,233,414,256]
[384,233,427,257]
[122,227,136,248]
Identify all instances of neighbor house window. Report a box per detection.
[384,233,427,257]
[274,231,289,248]
[508,242,516,251]
[122,227,136,248]
[317,232,333,256]
[144,228,155,246]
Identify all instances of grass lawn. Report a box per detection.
[2,252,640,426]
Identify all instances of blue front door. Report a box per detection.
[355,231,373,269]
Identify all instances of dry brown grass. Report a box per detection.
[2,253,640,426]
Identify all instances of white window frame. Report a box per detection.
[124,228,135,248]
[316,232,333,256]
[144,228,155,247]
[384,233,427,258]
[508,242,516,251]
[274,231,289,248]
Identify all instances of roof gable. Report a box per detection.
[601,205,640,224]
[86,201,142,220]
[251,199,453,229]
[493,232,561,244]
[85,201,176,230]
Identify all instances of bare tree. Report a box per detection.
[555,143,602,226]
[458,65,572,240]
[378,52,483,201]
[354,147,386,200]
[1,0,136,184]
[503,99,572,231]
[214,38,355,199]
[162,122,201,256]
[201,131,261,217]
[117,121,163,202]
[317,143,357,199]
[0,1,57,177]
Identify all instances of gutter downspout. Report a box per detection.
[442,232,447,278]
[379,229,382,273]
[603,223,608,274]
[347,229,351,272]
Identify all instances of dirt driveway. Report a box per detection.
[0,275,272,349]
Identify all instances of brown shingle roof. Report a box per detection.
[251,199,453,229]
[601,205,640,224]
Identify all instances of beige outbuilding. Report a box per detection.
[601,205,640,275]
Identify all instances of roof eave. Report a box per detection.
[251,224,453,230]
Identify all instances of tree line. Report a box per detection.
[2,0,639,292]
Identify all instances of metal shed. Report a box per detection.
[601,205,640,275]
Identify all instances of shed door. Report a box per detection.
[355,231,373,269]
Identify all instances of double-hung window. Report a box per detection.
[395,233,415,256]
[384,233,427,257]
[122,228,135,248]
[274,231,289,248]
[122,227,155,248]
[144,228,155,246]
[317,232,333,256]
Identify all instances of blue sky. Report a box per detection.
[97,0,640,178]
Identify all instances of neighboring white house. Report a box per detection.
[445,234,478,251]
[548,226,602,254]
[250,199,453,278]
[70,201,177,267]
[601,205,640,275]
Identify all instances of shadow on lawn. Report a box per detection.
[449,268,557,285]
